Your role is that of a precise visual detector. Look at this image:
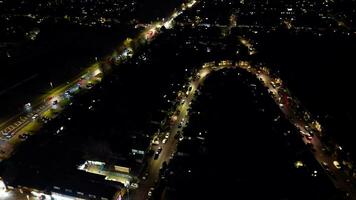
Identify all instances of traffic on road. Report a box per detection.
[129,60,356,199]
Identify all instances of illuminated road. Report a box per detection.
[131,59,356,199]
[0,0,197,161]
[238,30,356,197]
[207,61,356,199]
[0,65,101,160]
[254,70,356,199]
[0,0,198,199]
[130,72,200,200]
[6,0,352,199]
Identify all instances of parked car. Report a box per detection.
[32,114,39,120]
[18,134,29,141]
[157,147,163,154]
[333,161,341,169]
[130,183,139,189]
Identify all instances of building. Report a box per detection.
[0,165,123,200]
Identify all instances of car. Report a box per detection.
[142,171,149,180]
[162,138,167,144]
[321,162,328,168]
[23,133,31,138]
[32,114,39,120]
[179,136,184,141]
[165,133,170,139]
[39,195,47,200]
[300,130,309,136]
[305,135,313,141]
[147,191,152,197]
[86,83,94,89]
[152,137,160,145]
[157,147,163,154]
[5,133,13,139]
[2,132,11,136]
[154,152,159,160]
[333,161,342,169]
[174,133,180,140]
[18,134,28,141]
[304,125,315,135]
[130,183,139,189]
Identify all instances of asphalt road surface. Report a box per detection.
[131,60,356,199]
[129,71,201,200]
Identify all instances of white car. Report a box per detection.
[32,114,39,120]
[333,161,341,169]
[152,137,160,145]
[148,187,154,197]
[2,132,10,136]
[130,183,139,189]
[179,136,184,141]
[162,138,167,144]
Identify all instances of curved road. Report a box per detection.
[130,60,356,200]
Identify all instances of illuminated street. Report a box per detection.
[0,0,197,161]
[130,60,356,199]
[0,0,355,199]
[0,0,198,199]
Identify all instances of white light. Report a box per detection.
[78,163,86,170]
[0,190,10,198]
[51,193,75,200]
[31,191,41,197]
[0,180,10,198]
[31,191,51,199]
